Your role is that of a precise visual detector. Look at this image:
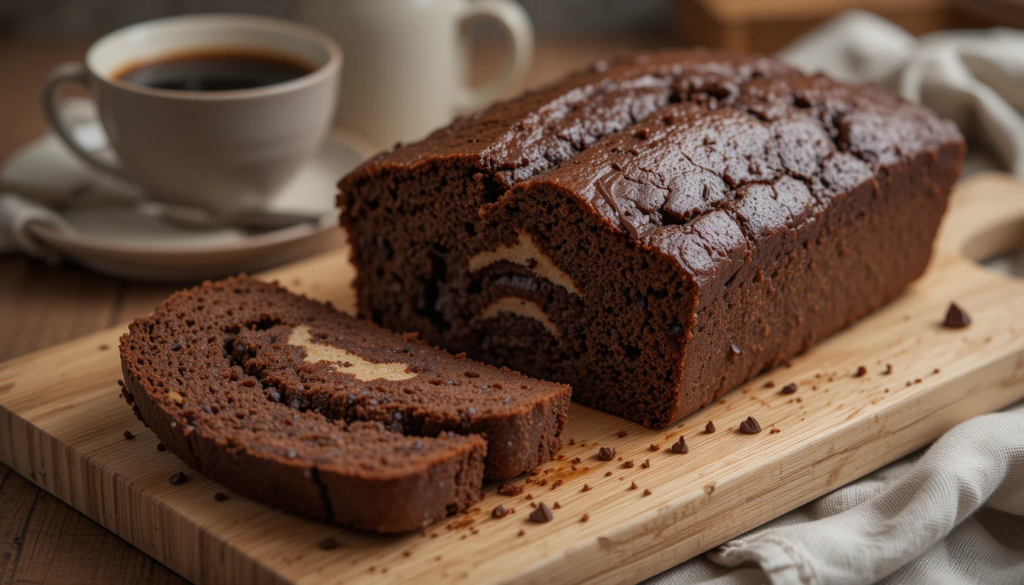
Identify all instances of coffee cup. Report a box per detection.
[43,14,341,215]
[299,0,533,149]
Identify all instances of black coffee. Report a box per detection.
[117,51,314,92]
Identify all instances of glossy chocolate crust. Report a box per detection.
[339,49,965,428]
[119,276,569,532]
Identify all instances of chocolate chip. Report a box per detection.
[630,481,638,490]
[671,437,688,454]
[580,514,590,522]
[643,489,652,496]
[170,341,182,351]
[582,483,592,492]
[156,442,167,452]
[552,502,561,510]
[764,380,776,388]
[623,460,634,468]
[728,344,741,360]
[214,492,229,502]
[529,502,554,523]
[854,366,867,377]
[123,430,134,440]
[169,471,188,485]
[618,430,628,438]
[739,416,762,434]
[498,483,524,496]
[524,493,533,500]
[705,421,716,433]
[884,364,893,375]
[943,303,971,328]
[640,459,650,469]
[598,447,616,461]
[781,383,798,395]
[770,428,781,434]
[492,505,510,519]
[517,530,525,537]
[649,444,660,452]
[605,471,613,477]
[318,537,338,550]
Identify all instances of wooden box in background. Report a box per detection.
[673,0,1000,53]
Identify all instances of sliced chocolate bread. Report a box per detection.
[339,49,965,428]
[119,276,570,532]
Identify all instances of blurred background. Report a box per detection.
[0,0,1019,49]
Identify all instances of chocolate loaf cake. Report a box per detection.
[339,49,965,428]
[119,276,569,532]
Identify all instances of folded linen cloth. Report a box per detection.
[647,11,1024,585]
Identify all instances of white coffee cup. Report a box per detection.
[43,14,341,215]
[299,0,533,149]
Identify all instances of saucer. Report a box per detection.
[1,102,373,281]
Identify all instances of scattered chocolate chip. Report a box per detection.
[529,503,554,523]
[649,444,660,452]
[582,484,592,492]
[643,489,652,496]
[781,383,798,395]
[943,303,971,328]
[630,481,638,490]
[498,483,524,496]
[739,416,762,434]
[581,514,590,522]
[492,505,510,519]
[770,428,781,434]
[517,530,525,537]
[156,442,166,452]
[884,364,893,375]
[598,447,616,461]
[934,368,941,374]
[705,421,716,433]
[552,502,561,510]
[214,492,229,502]
[169,471,188,485]
[117,379,125,388]
[623,460,634,468]
[403,551,411,557]
[605,471,613,477]
[641,459,650,469]
[671,437,688,454]
[854,366,868,377]
[764,380,776,388]
[618,429,628,438]
[123,430,134,440]
[318,537,338,550]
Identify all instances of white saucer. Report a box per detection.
[1,103,373,281]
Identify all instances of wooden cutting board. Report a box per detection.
[2,172,1023,585]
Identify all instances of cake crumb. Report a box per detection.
[854,366,868,377]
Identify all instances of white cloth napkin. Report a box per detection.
[648,11,1024,585]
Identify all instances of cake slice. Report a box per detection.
[119,276,570,532]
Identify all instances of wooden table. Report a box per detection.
[0,36,666,585]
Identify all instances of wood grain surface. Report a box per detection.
[2,173,1023,584]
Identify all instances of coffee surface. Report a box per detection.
[117,51,313,92]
